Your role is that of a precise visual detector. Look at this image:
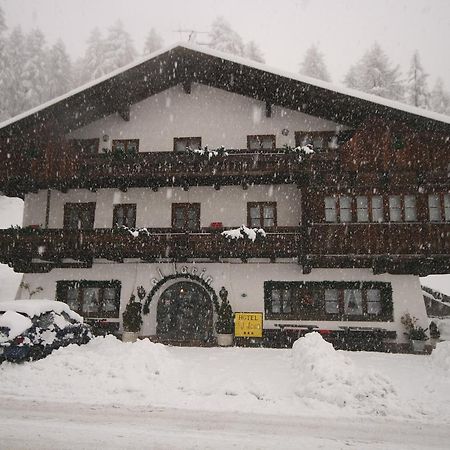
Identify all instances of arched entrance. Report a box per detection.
[156,280,214,342]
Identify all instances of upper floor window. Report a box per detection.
[247,135,276,151]
[112,139,139,154]
[428,193,450,222]
[248,202,277,228]
[113,204,136,228]
[174,137,201,152]
[69,138,99,155]
[389,195,417,222]
[324,196,351,223]
[295,131,339,151]
[63,203,96,230]
[172,203,200,231]
[56,280,121,318]
[264,281,392,321]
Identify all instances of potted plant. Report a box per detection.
[401,313,428,353]
[216,287,234,346]
[122,294,142,343]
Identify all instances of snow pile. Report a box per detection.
[0,300,83,323]
[0,311,32,341]
[292,333,398,415]
[430,341,450,372]
[221,225,266,242]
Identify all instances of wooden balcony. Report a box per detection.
[0,224,449,275]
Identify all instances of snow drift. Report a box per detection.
[292,332,398,415]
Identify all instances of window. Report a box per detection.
[324,196,337,223]
[113,204,136,228]
[428,193,450,222]
[264,281,393,321]
[173,137,202,152]
[56,280,121,318]
[404,195,417,222]
[371,195,384,223]
[247,202,277,228]
[111,139,139,154]
[63,203,96,230]
[339,196,352,223]
[172,203,200,231]
[247,135,276,151]
[388,195,402,222]
[356,196,369,222]
[324,196,352,223]
[69,138,99,155]
[294,131,338,151]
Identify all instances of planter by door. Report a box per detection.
[411,339,426,353]
[217,333,233,347]
[122,331,139,343]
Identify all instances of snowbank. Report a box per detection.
[431,341,450,372]
[0,300,83,323]
[292,333,398,415]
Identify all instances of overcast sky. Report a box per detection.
[2,0,450,88]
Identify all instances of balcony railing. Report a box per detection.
[0,223,449,274]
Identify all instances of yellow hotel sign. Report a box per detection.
[234,312,263,338]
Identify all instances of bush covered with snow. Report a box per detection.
[292,332,398,415]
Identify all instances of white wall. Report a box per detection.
[68,83,342,151]
[19,264,428,343]
[24,185,301,229]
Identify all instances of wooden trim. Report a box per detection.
[246,134,276,151]
[173,137,202,152]
[247,202,277,228]
[171,203,201,231]
[112,203,137,228]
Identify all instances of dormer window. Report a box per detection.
[174,137,202,152]
[247,135,276,151]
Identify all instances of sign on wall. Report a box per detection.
[234,312,263,338]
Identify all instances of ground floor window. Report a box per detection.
[56,280,121,318]
[264,281,393,321]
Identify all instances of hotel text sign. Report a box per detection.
[235,312,263,338]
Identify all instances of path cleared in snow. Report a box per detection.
[1,334,450,448]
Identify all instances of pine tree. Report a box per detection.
[143,28,163,55]
[344,43,404,101]
[429,78,450,115]
[244,40,265,63]
[299,45,331,82]
[22,29,48,110]
[80,27,106,82]
[406,51,429,108]
[47,39,72,99]
[102,20,136,74]
[209,16,245,57]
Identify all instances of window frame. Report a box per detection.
[63,202,96,230]
[246,134,276,151]
[113,203,137,228]
[56,280,121,319]
[111,139,139,153]
[171,203,201,231]
[264,281,393,322]
[247,202,277,229]
[428,193,450,222]
[173,137,202,152]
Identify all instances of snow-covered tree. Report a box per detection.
[244,40,265,63]
[47,39,72,100]
[299,45,331,82]
[208,17,245,57]
[22,29,48,109]
[406,51,429,108]
[344,43,404,101]
[0,6,8,120]
[102,20,136,74]
[80,28,106,82]
[429,78,450,115]
[143,28,163,55]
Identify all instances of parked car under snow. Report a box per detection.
[0,300,92,363]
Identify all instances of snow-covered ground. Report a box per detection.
[1,333,450,449]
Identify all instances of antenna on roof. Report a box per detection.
[173,29,210,45]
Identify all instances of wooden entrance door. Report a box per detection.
[156,281,213,342]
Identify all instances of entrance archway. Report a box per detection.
[156,280,214,342]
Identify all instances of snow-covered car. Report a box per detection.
[0,300,92,363]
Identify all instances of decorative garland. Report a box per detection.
[143,273,220,315]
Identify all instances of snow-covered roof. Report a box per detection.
[1,41,449,133]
